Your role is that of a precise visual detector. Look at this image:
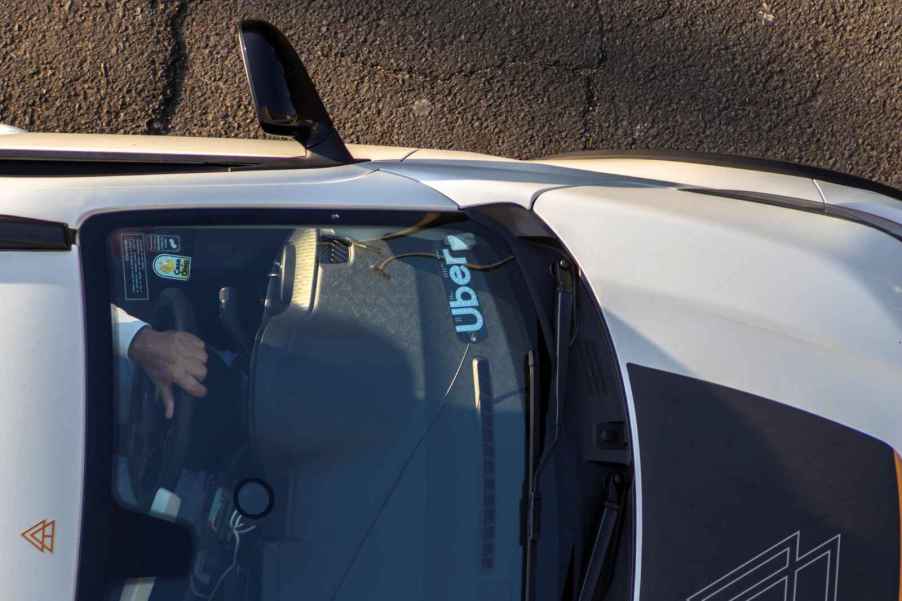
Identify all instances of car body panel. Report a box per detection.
[534,156,825,205]
[0,249,85,601]
[0,132,416,162]
[534,184,902,450]
[3,131,902,601]
[816,179,902,226]
[377,159,671,209]
[0,164,457,226]
[630,364,897,601]
[4,133,901,230]
[403,148,517,162]
[534,183,902,601]
[0,123,26,135]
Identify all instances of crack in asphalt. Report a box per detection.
[581,74,594,149]
[338,5,608,150]
[594,0,607,68]
[582,0,606,149]
[146,0,188,135]
[647,2,672,23]
[335,54,604,85]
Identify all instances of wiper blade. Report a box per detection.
[522,350,540,599]
[576,474,626,601]
[524,259,575,601]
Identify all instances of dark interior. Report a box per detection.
[108,221,534,601]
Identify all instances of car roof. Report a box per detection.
[0,131,417,164]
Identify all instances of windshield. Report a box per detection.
[88,212,535,601]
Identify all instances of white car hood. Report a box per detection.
[0,249,85,599]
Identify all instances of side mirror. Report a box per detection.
[238,20,352,164]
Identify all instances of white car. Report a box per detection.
[2,20,900,601]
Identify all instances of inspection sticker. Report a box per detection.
[121,232,149,300]
[153,254,192,281]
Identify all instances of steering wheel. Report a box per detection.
[125,288,200,510]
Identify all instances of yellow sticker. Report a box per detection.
[153,254,192,281]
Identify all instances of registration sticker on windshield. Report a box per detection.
[153,254,192,281]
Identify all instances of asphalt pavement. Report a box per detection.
[0,0,899,187]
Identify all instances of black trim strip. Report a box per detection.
[538,149,902,203]
[0,150,367,177]
[825,204,902,243]
[0,160,233,177]
[0,147,295,165]
[682,187,822,212]
[681,187,902,244]
[228,156,369,171]
[0,214,74,250]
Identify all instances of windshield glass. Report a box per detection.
[95,213,535,601]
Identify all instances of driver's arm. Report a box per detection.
[111,304,149,359]
[111,304,209,419]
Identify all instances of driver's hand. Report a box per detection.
[129,328,208,419]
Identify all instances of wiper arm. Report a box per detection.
[522,350,540,600]
[576,474,626,601]
[524,259,575,601]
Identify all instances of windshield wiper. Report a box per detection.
[524,258,575,601]
[575,474,627,601]
[522,349,540,599]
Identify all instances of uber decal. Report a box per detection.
[439,234,486,342]
[153,254,192,281]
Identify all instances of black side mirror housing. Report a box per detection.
[238,20,352,164]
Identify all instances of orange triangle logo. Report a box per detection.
[21,519,55,553]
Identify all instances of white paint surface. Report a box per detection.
[0,250,85,601]
[0,164,458,226]
[535,184,902,601]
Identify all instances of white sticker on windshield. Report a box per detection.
[121,232,149,301]
[147,233,181,253]
[438,235,486,342]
